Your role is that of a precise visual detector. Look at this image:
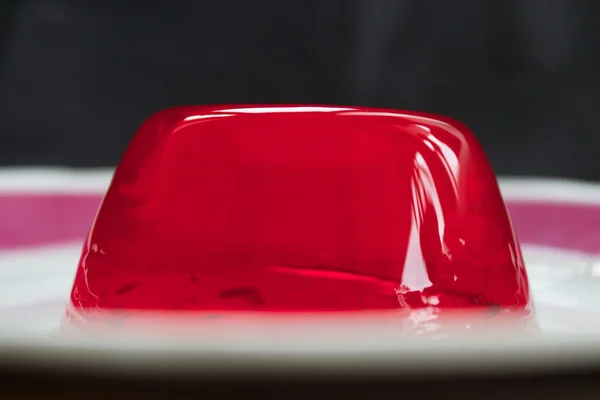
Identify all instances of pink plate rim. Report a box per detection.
[1,168,600,253]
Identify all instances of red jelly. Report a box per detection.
[67,105,532,316]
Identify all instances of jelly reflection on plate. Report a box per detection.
[64,105,533,329]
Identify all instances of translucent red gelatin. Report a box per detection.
[67,105,532,315]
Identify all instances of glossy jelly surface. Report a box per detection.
[68,105,532,315]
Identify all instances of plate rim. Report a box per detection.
[0,167,600,205]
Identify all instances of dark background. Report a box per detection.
[0,0,598,179]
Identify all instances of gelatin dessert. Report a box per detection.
[65,105,532,321]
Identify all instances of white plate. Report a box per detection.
[1,169,600,375]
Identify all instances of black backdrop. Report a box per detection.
[0,0,598,179]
